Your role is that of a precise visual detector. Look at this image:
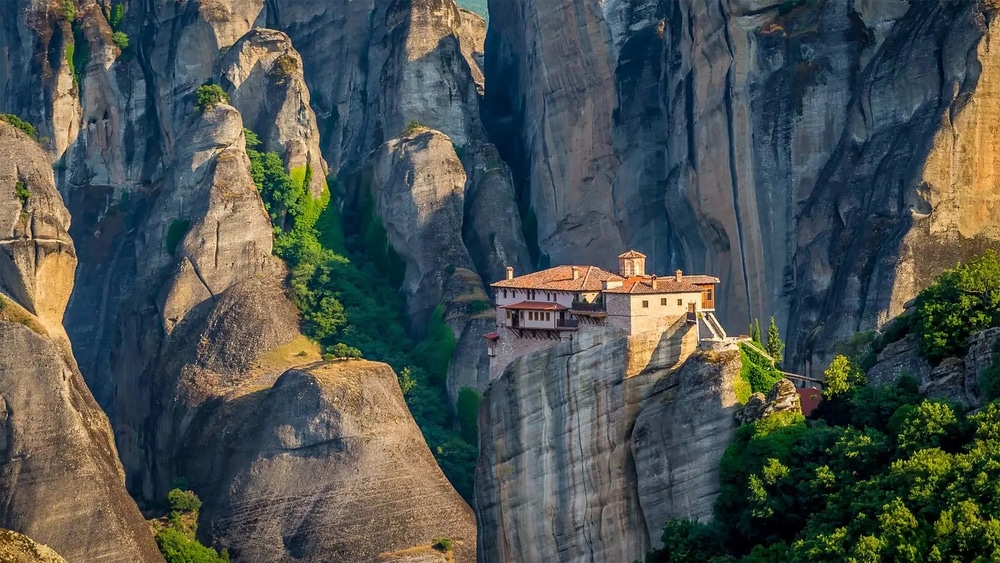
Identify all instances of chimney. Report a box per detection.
[506,266,514,280]
[675,269,683,282]
[572,267,580,280]
[651,274,657,289]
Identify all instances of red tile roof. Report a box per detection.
[603,276,706,295]
[492,265,622,291]
[798,388,822,417]
[498,301,569,311]
[618,250,647,259]
[483,332,499,340]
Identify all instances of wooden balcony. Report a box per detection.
[569,301,607,318]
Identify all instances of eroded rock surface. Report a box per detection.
[0,529,66,563]
[475,321,715,563]
[0,123,162,562]
[198,361,477,562]
[631,349,741,548]
[735,378,801,425]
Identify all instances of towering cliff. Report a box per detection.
[475,322,739,563]
[0,122,163,562]
[485,0,1000,373]
[2,0,483,559]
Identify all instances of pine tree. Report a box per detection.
[766,316,785,366]
[750,318,762,345]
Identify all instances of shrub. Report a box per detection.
[330,342,362,360]
[765,317,785,366]
[738,341,782,394]
[166,219,190,256]
[467,300,490,315]
[195,84,229,112]
[61,0,76,22]
[0,114,38,140]
[109,3,125,29]
[431,537,454,552]
[112,31,129,50]
[398,366,417,396]
[14,181,30,208]
[405,120,426,135]
[167,488,202,513]
[155,528,227,563]
[70,23,88,85]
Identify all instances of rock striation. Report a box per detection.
[0,122,163,562]
[196,361,477,562]
[631,349,742,548]
[475,322,735,562]
[485,0,1000,373]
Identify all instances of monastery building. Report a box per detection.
[484,250,728,379]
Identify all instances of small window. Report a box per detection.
[503,289,507,298]
[546,312,551,320]
[660,298,667,306]
[642,300,649,308]
[677,299,683,306]
[707,290,713,300]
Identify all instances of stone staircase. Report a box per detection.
[697,311,727,341]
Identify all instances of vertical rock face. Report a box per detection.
[485,0,1000,372]
[220,28,329,197]
[475,322,726,563]
[631,349,741,547]
[0,123,163,562]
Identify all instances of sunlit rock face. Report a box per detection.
[485,0,1000,373]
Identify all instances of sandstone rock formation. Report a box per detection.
[868,328,1000,409]
[476,321,724,563]
[0,529,66,563]
[197,361,476,562]
[735,378,802,425]
[0,122,163,562]
[631,349,741,548]
[485,0,1000,374]
[220,28,328,197]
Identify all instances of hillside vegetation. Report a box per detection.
[646,251,1000,562]
[244,130,477,500]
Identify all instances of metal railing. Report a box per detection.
[557,319,579,329]
[571,301,605,312]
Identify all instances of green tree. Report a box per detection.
[167,488,202,513]
[914,250,1000,364]
[750,318,762,345]
[398,367,417,396]
[821,355,865,398]
[195,84,229,112]
[156,528,228,563]
[765,316,785,366]
[112,31,129,50]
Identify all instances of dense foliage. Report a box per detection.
[14,181,30,208]
[156,488,228,563]
[195,84,229,112]
[0,114,37,140]
[244,130,477,500]
[914,250,1000,364]
[738,341,783,396]
[645,372,1000,562]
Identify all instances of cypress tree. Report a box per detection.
[750,318,762,345]
[766,316,785,366]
